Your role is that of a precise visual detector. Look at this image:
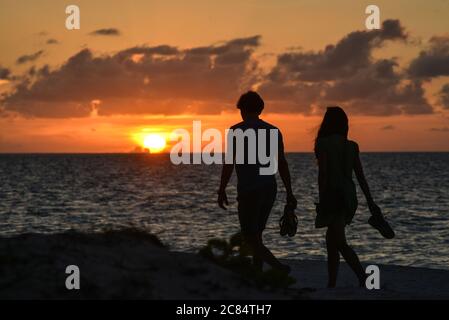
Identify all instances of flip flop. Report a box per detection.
[368,214,395,239]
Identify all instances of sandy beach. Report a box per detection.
[1,229,448,300]
[288,260,449,299]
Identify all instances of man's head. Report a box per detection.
[237,91,264,120]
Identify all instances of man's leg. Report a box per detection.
[245,233,289,272]
[239,185,288,272]
[252,232,264,271]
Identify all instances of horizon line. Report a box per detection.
[1,151,449,155]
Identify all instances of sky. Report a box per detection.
[1,0,449,152]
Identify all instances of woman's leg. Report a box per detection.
[326,227,340,288]
[331,222,366,286]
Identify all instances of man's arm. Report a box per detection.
[217,163,233,210]
[217,130,236,210]
[278,133,297,208]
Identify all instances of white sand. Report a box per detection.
[286,259,449,299]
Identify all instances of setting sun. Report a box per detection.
[143,134,167,153]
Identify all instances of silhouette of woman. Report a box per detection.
[314,106,394,288]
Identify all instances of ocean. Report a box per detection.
[0,153,448,270]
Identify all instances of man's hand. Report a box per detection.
[286,192,297,209]
[217,189,229,210]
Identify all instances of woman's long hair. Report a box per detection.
[314,106,349,156]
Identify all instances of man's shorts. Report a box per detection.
[237,183,277,235]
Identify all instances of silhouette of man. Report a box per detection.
[217,91,297,272]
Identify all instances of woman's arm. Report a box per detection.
[353,151,375,206]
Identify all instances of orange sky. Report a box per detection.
[1,0,449,152]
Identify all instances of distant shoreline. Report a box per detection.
[1,152,449,155]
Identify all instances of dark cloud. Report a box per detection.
[0,21,441,118]
[257,81,324,114]
[46,39,60,45]
[324,69,432,116]
[16,50,44,65]
[259,19,432,116]
[0,66,10,79]
[438,84,449,109]
[1,36,260,117]
[115,45,179,61]
[382,125,395,130]
[264,20,406,83]
[27,65,51,78]
[429,127,449,132]
[89,28,121,36]
[408,36,449,78]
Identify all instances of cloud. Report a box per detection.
[1,36,261,117]
[438,84,449,109]
[382,125,395,130]
[89,28,121,36]
[429,126,449,132]
[259,19,432,115]
[115,45,179,60]
[0,21,440,118]
[408,36,449,78]
[324,76,432,116]
[0,66,10,79]
[16,50,44,65]
[46,39,60,45]
[264,20,406,83]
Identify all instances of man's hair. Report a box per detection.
[236,91,264,113]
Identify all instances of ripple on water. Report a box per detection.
[0,153,448,270]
